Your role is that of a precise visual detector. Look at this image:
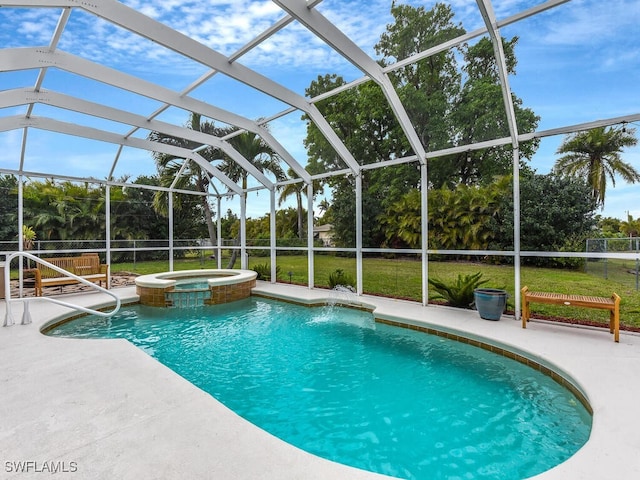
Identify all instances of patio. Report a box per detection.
[1,283,640,479]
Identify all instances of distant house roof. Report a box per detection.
[313,224,333,233]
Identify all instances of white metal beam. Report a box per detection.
[476,0,520,147]
[0,88,276,189]
[274,0,427,164]
[26,7,70,118]
[0,48,261,134]
[0,0,307,107]
[307,182,315,289]
[0,0,360,174]
[355,173,363,296]
[476,0,522,321]
[0,48,311,181]
[0,115,242,194]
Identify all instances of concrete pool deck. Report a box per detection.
[1,282,639,479]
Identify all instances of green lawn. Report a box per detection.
[110,253,640,328]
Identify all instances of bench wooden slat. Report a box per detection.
[526,291,614,304]
[521,286,620,342]
[28,254,110,296]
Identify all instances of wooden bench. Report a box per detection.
[521,286,621,342]
[26,253,110,296]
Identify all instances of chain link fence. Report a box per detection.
[0,238,284,266]
[585,238,640,291]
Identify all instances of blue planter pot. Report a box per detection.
[473,288,508,321]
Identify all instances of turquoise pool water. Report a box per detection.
[46,297,591,479]
[173,280,209,290]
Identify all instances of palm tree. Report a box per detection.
[278,168,315,240]
[21,225,36,268]
[278,179,304,239]
[221,131,284,267]
[278,168,325,240]
[149,113,230,248]
[150,114,285,267]
[317,198,331,215]
[554,126,639,208]
[22,225,36,250]
[620,214,640,237]
[27,180,102,241]
[27,179,66,240]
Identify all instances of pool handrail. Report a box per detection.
[3,252,121,327]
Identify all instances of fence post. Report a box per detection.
[604,238,608,279]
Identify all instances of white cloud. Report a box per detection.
[0,8,58,46]
[540,0,640,46]
[317,0,392,53]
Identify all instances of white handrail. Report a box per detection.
[3,252,121,327]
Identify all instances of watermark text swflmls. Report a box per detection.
[5,460,78,474]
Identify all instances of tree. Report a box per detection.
[278,171,305,239]
[23,179,68,241]
[23,180,104,242]
[220,131,284,267]
[7,175,195,259]
[20,225,37,268]
[316,198,333,225]
[304,75,416,247]
[21,225,36,250]
[149,113,226,248]
[596,216,623,237]
[376,2,464,153]
[492,173,598,265]
[620,214,640,237]
[109,176,168,244]
[0,175,18,242]
[303,4,473,244]
[150,114,285,267]
[446,37,539,188]
[278,168,323,239]
[107,175,194,261]
[303,3,539,247]
[554,126,639,208]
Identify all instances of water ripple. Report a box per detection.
[48,298,591,480]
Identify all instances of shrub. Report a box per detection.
[252,263,280,281]
[428,272,489,308]
[328,268,355,289]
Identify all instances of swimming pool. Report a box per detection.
[46,297,591,480]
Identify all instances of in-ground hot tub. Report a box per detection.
[135,269,257,307]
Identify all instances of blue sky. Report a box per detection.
[0,0,639,220]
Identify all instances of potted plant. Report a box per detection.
[473,288,508,321]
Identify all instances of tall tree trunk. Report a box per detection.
[201,196,217,247]
[226,236,239,269]
[296,191,303,239]
[226,186,245,269]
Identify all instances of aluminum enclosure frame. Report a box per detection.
[1,0,638,319]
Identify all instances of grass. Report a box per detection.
[107,252,640,328]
